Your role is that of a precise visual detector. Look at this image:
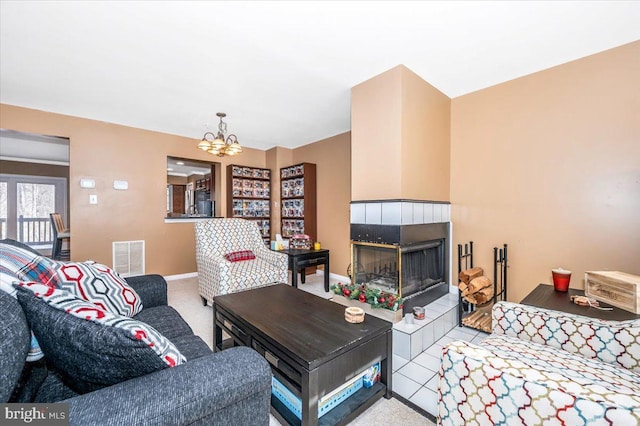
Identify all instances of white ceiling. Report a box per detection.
[1,1,639,151]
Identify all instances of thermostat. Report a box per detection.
[79,178,95,189]
[113,180,129,190]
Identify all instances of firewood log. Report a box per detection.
[478,315,492,332]
[463,293,477,305]
[458,281,468,292]
[474,285,495,305]
[459,267,483,284]
[467,276,492,294]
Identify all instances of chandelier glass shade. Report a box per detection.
[198,112,243,157]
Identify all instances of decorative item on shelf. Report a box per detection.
[197,112,242,157]
[413,306,425,320]
[585,271,640,314]
[289,234,312,249]
[570,295,613,311]
[313,241,321,250]
[330,282,403,312]
[552,267,571,292]
[344,307,365,323]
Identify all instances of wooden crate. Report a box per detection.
[585,271,640,314]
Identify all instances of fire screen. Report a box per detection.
[351,239,445,298]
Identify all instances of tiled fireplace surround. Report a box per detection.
[348,200,488,417]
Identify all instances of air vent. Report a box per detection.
[112,240,145,277]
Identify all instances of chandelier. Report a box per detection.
[197,112,243,157]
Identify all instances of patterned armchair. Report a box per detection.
[194,219,288,305]
[438,301,640,425]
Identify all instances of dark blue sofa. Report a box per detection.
[0,239,271,425]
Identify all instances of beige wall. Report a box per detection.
[401,67,450,201]
[266,146,294,241]
[351,66,403,200]
[0,104,348,278]
[0,104,266,275]
[351,65,450,202]
[450,41,640,302]
[292,132,352,278]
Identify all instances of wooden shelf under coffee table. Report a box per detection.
[213,284,392,426]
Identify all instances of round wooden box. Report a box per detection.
[344,307,365,323]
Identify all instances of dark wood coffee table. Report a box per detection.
[213,284,392,426]
[521,283,640,321]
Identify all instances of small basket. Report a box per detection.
[345,307,365,323]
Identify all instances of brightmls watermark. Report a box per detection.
[1,404,68,425]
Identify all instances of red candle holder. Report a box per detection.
[552,268,571,292]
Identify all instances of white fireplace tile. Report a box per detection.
[350,203,365,224]
[433,317,446,340]
[401,202,413,224]
[446,308,457,331]
[421,322,435,350]
[410,330,423,359]
[431,295,457,310]
[393,320,422,335]
[381,202,401,225]
[433,204,442,223]
[365,203,382,224]
[393,329,411,359]
[423,308,440,320]
[423,204,434,223]
[413,203,424,224]
[426,303,448,315]
[443,204,451,222]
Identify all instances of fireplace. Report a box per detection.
[350,220,450,312]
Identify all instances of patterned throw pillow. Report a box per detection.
[0,243,59,288]
[49,261,143,317]
[0,242,59,362]
[14,282,186,394]
[224,250,256,262]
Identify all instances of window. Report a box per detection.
[0,174,67,247]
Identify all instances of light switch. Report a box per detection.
[89,194,98,204]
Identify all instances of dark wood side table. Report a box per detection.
[520,284,640,321]
[213,284,392,426]
[281,248,330,292]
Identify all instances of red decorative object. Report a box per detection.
[224,250,256,262]
[552,268,571,292]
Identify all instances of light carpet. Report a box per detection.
[166,275,434,426]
